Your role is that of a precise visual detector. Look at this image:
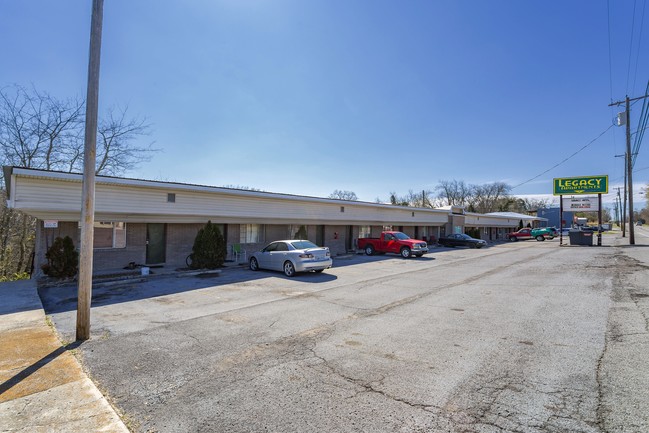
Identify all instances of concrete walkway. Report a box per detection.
[0,279,128,433]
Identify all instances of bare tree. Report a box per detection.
[434,180,519,213]
[1,85,155,176]
[435,180,473,207]
[639,184,649,224]
[386,189,443,208]
[329,190,358,201]
[470,182,511,213]
[0,85,156,279]
[96,106,155,175]
[0,85,84,171]
[222,184,263,191]
[389,191,409,206]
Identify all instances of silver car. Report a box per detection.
[249,240,333,277]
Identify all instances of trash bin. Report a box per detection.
[568,230,593,246]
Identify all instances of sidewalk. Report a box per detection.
[0,279,128,433]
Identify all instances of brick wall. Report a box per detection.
[323,225,347,256]
[93,223,146,270]
[165,223,203,269]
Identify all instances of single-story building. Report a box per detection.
[4,167,535,276]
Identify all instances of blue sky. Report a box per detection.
[2,1,648,208]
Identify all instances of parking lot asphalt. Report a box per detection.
[2,229,648,432]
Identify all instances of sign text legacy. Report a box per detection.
[553,175,608,195]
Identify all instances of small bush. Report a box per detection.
[189,221,226,269]
[42,236,79,279]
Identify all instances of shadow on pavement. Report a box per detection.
[0,341,81,398]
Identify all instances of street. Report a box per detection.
[43,231,649,433]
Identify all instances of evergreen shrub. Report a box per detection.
[41,236,79,279]
[189,221,226,269]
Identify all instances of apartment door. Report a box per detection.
[146,223,166,264]
[346,226,353,251]
[316,225,325,247]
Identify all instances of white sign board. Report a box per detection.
[562,197,599,212]
[43,220,58,228]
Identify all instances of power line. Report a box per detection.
[607,0,615,103]
[606,0,620,180]
[631,0,647,94]
[626,0,638,94]
[632,80,649,167]
[511,125,614,190]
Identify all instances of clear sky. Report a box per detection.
[2,1,648,208]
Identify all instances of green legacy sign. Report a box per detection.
[553,175,608,195]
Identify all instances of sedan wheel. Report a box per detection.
[283,261,296,277]
[249,257,259,271]
[535,235,545,241]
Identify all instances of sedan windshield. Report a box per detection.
[394,232,411,240]
[290,240,319,250]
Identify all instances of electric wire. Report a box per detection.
[607,0,621,181]
[511,125,615,190]
[631,0,647,94]
[626,0,638,94]
[607,0,615,103]
[631,80,649,167]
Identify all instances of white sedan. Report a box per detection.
[249,240,333,277]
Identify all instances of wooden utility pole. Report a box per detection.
[77,0,104,341]
[614,154,627,237]
[609,93,649,246]
[625,96,635,245]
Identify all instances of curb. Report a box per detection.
[0,280,130,433]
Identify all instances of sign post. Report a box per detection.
[554,175,608,247]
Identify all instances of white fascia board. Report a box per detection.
[10,167,451,216]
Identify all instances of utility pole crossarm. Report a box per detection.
[609,93,649,106]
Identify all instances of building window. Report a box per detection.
[340,206,345,213]
[240,224,262,244]
[167,193,176,203]
[359,225,371,238]
[79,222,126,249]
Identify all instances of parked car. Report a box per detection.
[507,227,555,241]
[438,233,487,249]
[581,225,602,232]
[357,231,428,258]
[249,240,332,277]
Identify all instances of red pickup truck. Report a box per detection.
[357,231,428,258]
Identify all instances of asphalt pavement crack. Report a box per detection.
[310,349,442,414]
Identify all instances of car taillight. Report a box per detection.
[299,253,314,258]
